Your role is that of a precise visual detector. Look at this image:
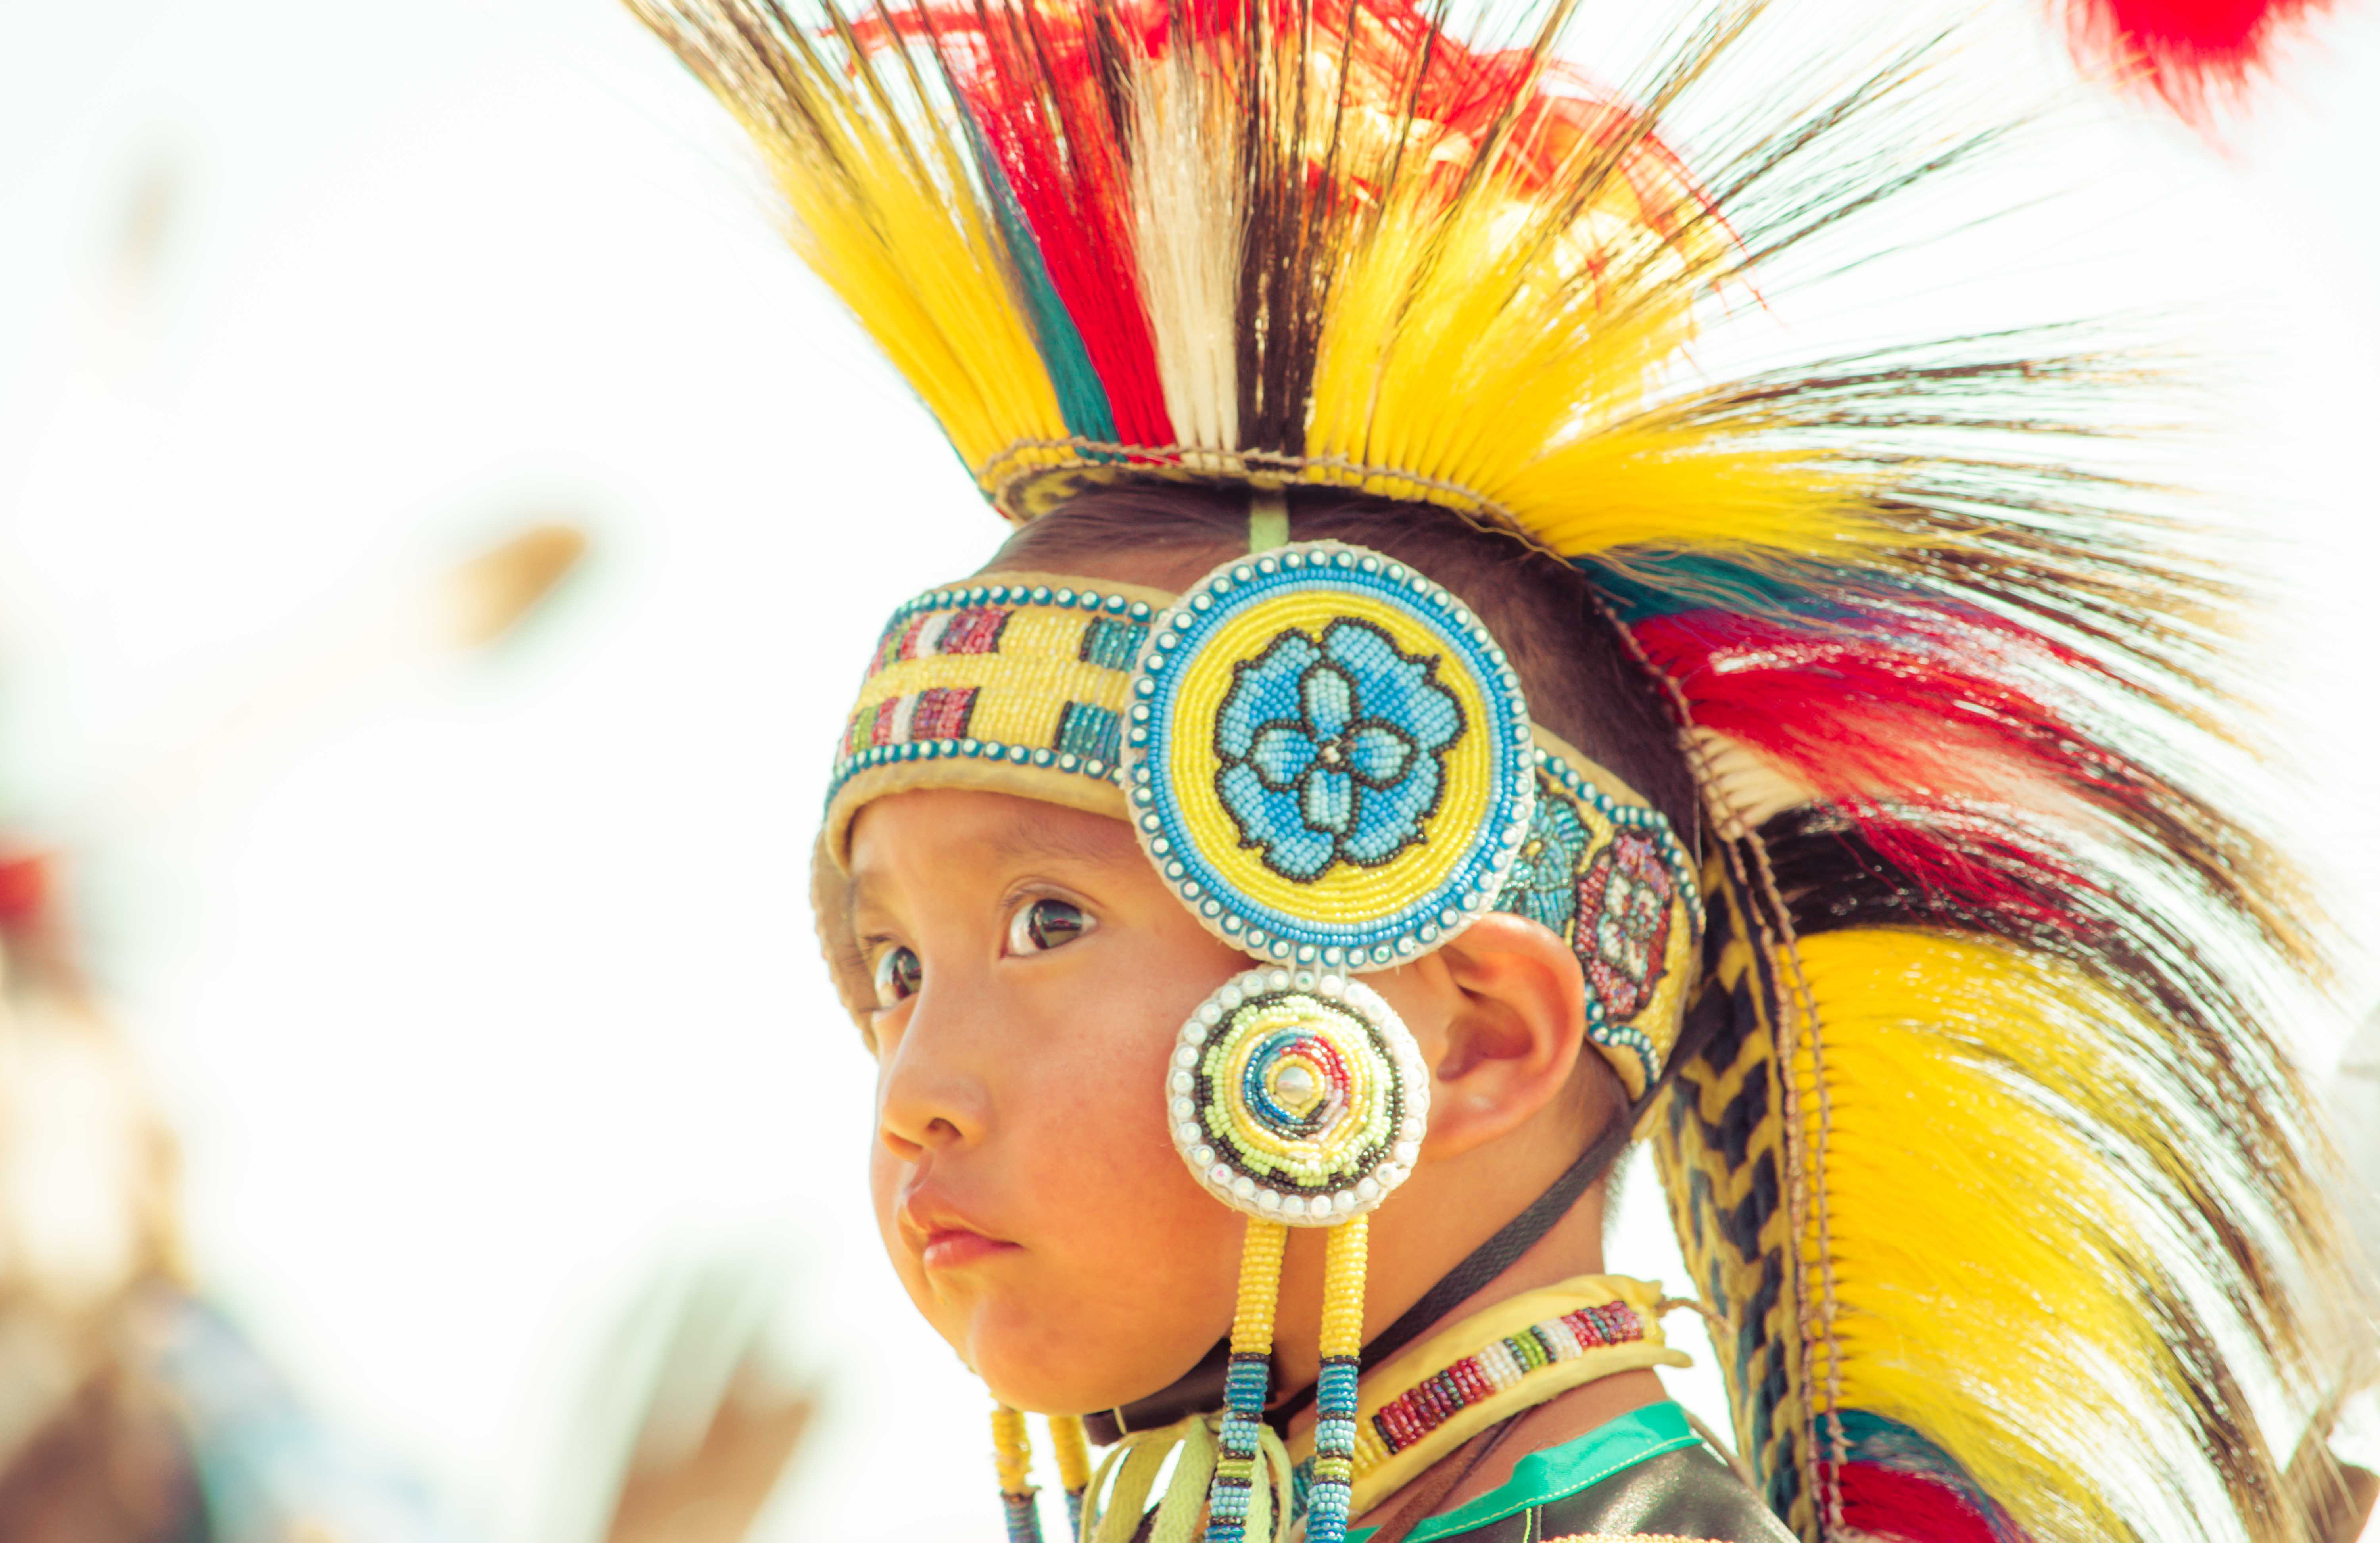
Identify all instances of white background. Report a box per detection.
[0,1,2373,1539]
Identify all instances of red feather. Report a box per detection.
[1631,605,2187,923]
[2061,0,2332,118]
[931,0,1176,447]
[1849,813,2104,933]
[1633,607,2120,809]
[1829,1462,2015,1543]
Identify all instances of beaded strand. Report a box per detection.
[1205,1219,1288,1543]
[1361,1300,1647,1465]
[1305,1217,1369,1543]
[1050,1414,1093,1539]
[993,1405,1045,1543]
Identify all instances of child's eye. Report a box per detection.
[872,946,922,1006]
[1008,897,1095,954]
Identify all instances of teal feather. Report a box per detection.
[960,110,1117,447]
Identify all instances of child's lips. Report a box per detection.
[900,1189,1020,1271]
[919,1226,1020,1270]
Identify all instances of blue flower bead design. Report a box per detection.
[1213,618,1466,882]
[1499,784,1589,934]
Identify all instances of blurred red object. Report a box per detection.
[2064,0,2336,119]
[0,853,51,934]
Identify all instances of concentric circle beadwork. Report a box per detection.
[1169,967,1430,1224]
[1122,542,1536,968]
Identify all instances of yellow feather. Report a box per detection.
[765,132,1066,472]
[1504,426,1896,563]
[640,4,1067,472]
[1305,117,1905,568]
[1309,172,1691,511]
[1790,929,2296,1543]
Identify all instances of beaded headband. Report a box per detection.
[820,570,1176,862]
[815,545,1700,1098]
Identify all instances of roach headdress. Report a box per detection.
[626,0,2365,1539]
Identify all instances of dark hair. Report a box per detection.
[985,480,1699,835]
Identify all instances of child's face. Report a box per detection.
[847,787,1254,1413]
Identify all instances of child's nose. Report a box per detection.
[876,1008,994,1157]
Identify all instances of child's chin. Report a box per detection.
[974,1366,1104,1416]
[968,1318,1215,1418]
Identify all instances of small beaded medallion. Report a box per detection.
[1174,967,1423,1543]
[1169,966,1429,1224]
[1121,543,1536,969]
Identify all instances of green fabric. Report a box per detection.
[1347,1401,1702,1543]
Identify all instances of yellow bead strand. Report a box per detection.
[992,1403,1046,1542]
[1320,1217,1370,1360]
[1049,1413,1093,1540]
[1207,1219,1291,1543]
[1050,1413,1092,1492]
[1232,1219,1290,1354]
[993,1402,1037,1492]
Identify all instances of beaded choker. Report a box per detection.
[1285,1275,1690,1523]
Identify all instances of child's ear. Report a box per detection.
[1415,913,1589,1161]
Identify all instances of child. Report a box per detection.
[627,3,2365,1540]
[836,489,1761,1540]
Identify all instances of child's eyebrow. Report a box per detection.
[989,817,1142,870]
[842,871,880,935]
[840,817,1138,931]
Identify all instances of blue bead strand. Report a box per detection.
[1203,1349,1273,1543]
[1002,1491,1045,1543]
[1302,1355,1361,1543]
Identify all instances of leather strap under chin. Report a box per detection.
[1082,1336,1244,1444]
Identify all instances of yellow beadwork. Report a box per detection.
[1193,984,1411,1208]
[1320,1217,1369,1359]
[1049,1414,1092,1494]
[1287,1275,1693,1517]
[817,573,1701,1105]
[1232,1219,1288,1354]
[819,573,1178,862]
[992,1403,1036,1494]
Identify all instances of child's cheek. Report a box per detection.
[956,937,1245,1406]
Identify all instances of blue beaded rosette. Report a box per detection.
[1169,966,1429,1224]
[1214,618,1465,882]
[1123,543,1536,969]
